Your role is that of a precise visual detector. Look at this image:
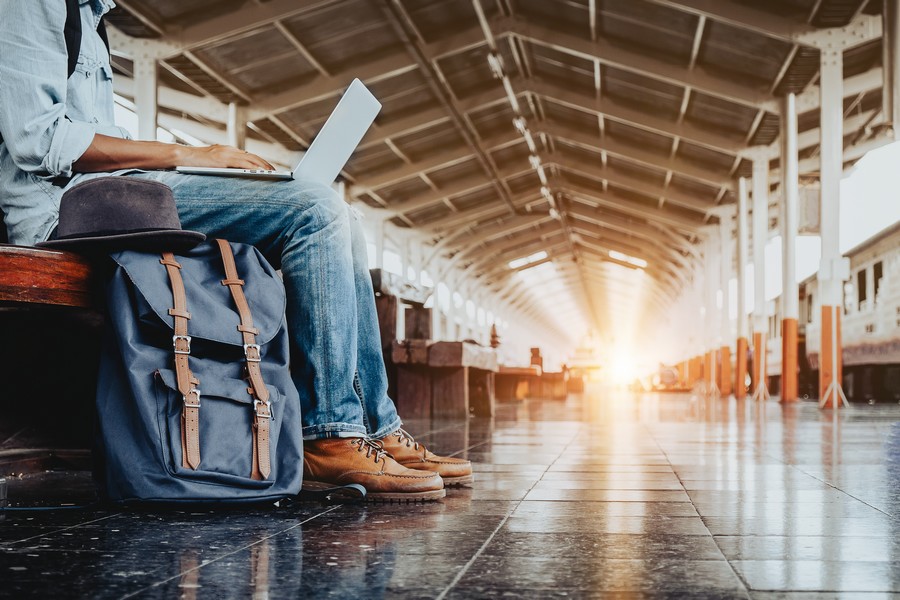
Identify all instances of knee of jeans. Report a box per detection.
[286,180,347,228]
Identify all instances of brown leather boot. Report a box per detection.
[303,437,445,502]
[380,429,474,487]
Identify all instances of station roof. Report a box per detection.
[107,0,887,340]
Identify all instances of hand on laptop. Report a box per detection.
[74,135,276,173]
[181,144,275,171]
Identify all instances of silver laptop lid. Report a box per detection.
[292,78,382,184]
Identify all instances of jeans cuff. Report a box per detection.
[370,416,403,440]
[302,423,368,440]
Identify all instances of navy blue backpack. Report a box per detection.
[94,240,304,503]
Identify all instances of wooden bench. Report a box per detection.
[0,245,102,475]
[538,370,569,400]
[495,365,540,401]
[0,245,99,309]
[393,340,499,418]
[371,268,432,401]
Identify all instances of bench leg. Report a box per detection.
[395,365,432,420]
[431,367,469,418]
[469,370,495,417]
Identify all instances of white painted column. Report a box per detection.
[737,179,749,342]
[752,159,768,337]
[719,209,734,340]
[705,233,720,393]
[373,218,385,269]
[399,235,410,281]
[718,207,734,395]
[782,94,800,324]
[430,282,443,341]
[884,0,900,140]
[134,57,158,141]
[781,92,801,402]
[751,159,770,400]
[818,48,845,310]
[226,102,247,149]
[818,46,849,408]
[446,273,458,341]
[735,177,750,398]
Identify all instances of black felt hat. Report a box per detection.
[37,177,205,252]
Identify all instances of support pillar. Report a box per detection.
[718,209,734,396]
[226,102,247,149]
[781,93,800,402]
[751,159,770,401]
[705,235,720,396]
[373,218,385,269]
[884,0,900,140]
[735,177,750,399]
[134,57,158,141]
[818,47,850,409]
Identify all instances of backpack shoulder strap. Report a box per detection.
[63,0,82,79]
[63,0,111,79]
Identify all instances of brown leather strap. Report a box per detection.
[215,239,272,480]
[160,253,201,470]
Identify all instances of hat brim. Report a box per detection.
[37,230,206,253]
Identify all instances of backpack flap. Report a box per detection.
[110,242,286,347]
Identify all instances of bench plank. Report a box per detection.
[0,245,97,308]
[428,341,498,371]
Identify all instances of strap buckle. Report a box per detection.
[173,335,192,355]
[243,343,262,363]
[254,398,272,419]
[183,388,201,409]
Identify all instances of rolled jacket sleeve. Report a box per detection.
[0,1,97,178]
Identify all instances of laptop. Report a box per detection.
[175,79,381,184]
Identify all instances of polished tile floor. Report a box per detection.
[2,386,899,598]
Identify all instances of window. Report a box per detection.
[857,269,867,309]
[874,261,883,303]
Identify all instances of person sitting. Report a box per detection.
[0,0,472,501]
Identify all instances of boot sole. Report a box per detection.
[303,480,446,503]
[442,474,474,487]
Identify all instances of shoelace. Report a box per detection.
[352,437,389,464]
[394,428,421,451]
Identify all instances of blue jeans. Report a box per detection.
[126,171,402,440]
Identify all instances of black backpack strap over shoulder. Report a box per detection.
[63,0,111,79]
[63,0,82,79]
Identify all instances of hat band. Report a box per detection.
[55,226,183,241]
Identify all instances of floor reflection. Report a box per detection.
[1,384,899,597]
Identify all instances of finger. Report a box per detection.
[246,153,275,170]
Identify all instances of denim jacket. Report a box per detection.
[0,0,130,245]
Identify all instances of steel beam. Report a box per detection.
[380,164,533,214]
[548,155,715,214]
[644,0,823,44]
[529,79,745,155]
[543,123,732,189]
[361,130,521,189]
[563,181,704,234]
[505,16,778,111]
